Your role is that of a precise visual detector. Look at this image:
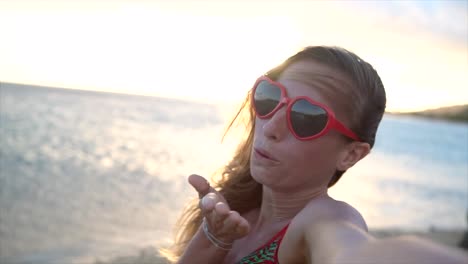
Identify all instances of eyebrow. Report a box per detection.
[281,70,352,89]
[279,71,362,123]
[280,71,354,100]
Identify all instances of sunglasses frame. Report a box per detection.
[252,76,362,142]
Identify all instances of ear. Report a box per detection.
[336,142,371,171]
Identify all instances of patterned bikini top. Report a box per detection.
[236,224,290,264]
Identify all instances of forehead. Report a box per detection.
[276,60,353,109]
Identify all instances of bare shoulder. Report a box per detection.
[278,196,368,263]
[298,196,367,231]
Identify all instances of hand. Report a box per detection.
[188,174,250,246]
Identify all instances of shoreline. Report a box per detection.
[370,228,467,248]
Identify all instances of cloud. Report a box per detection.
[347,0,467,47]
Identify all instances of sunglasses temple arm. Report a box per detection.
[332,119,362,142]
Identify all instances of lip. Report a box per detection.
[253,147,279,162]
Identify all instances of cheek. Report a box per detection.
[254,119,262,135]
[286,141,340,179]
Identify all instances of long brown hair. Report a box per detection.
[162,46,386,261]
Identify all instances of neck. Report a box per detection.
[254,185,328,228]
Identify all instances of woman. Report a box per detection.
[166,46,467,263]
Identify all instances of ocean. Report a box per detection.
[1,83,467,263]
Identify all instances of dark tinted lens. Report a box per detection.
[290,99,328,137]
[253,80,281,116]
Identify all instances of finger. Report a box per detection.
[215,202,230,216]
[188,174,210,198]
[236,217,251,237]
[219,211,241,235]
[212,202,230,229]
[188,174,216,198]
[201,193,218,213]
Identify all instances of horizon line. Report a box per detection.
[2,80,465,114]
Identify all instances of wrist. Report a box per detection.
[178,225,230,264]
[202,217,233,251]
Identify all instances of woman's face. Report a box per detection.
[250,60,354,193]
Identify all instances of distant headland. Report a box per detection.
[388,105,468,123]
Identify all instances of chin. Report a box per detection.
[250,164,280,187]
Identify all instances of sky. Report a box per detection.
[0,0,467,112]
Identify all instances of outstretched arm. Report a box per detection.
[305,220,468,264]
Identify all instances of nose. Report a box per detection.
[261,105,289,141]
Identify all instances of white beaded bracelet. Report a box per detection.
[202,217,233,251]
